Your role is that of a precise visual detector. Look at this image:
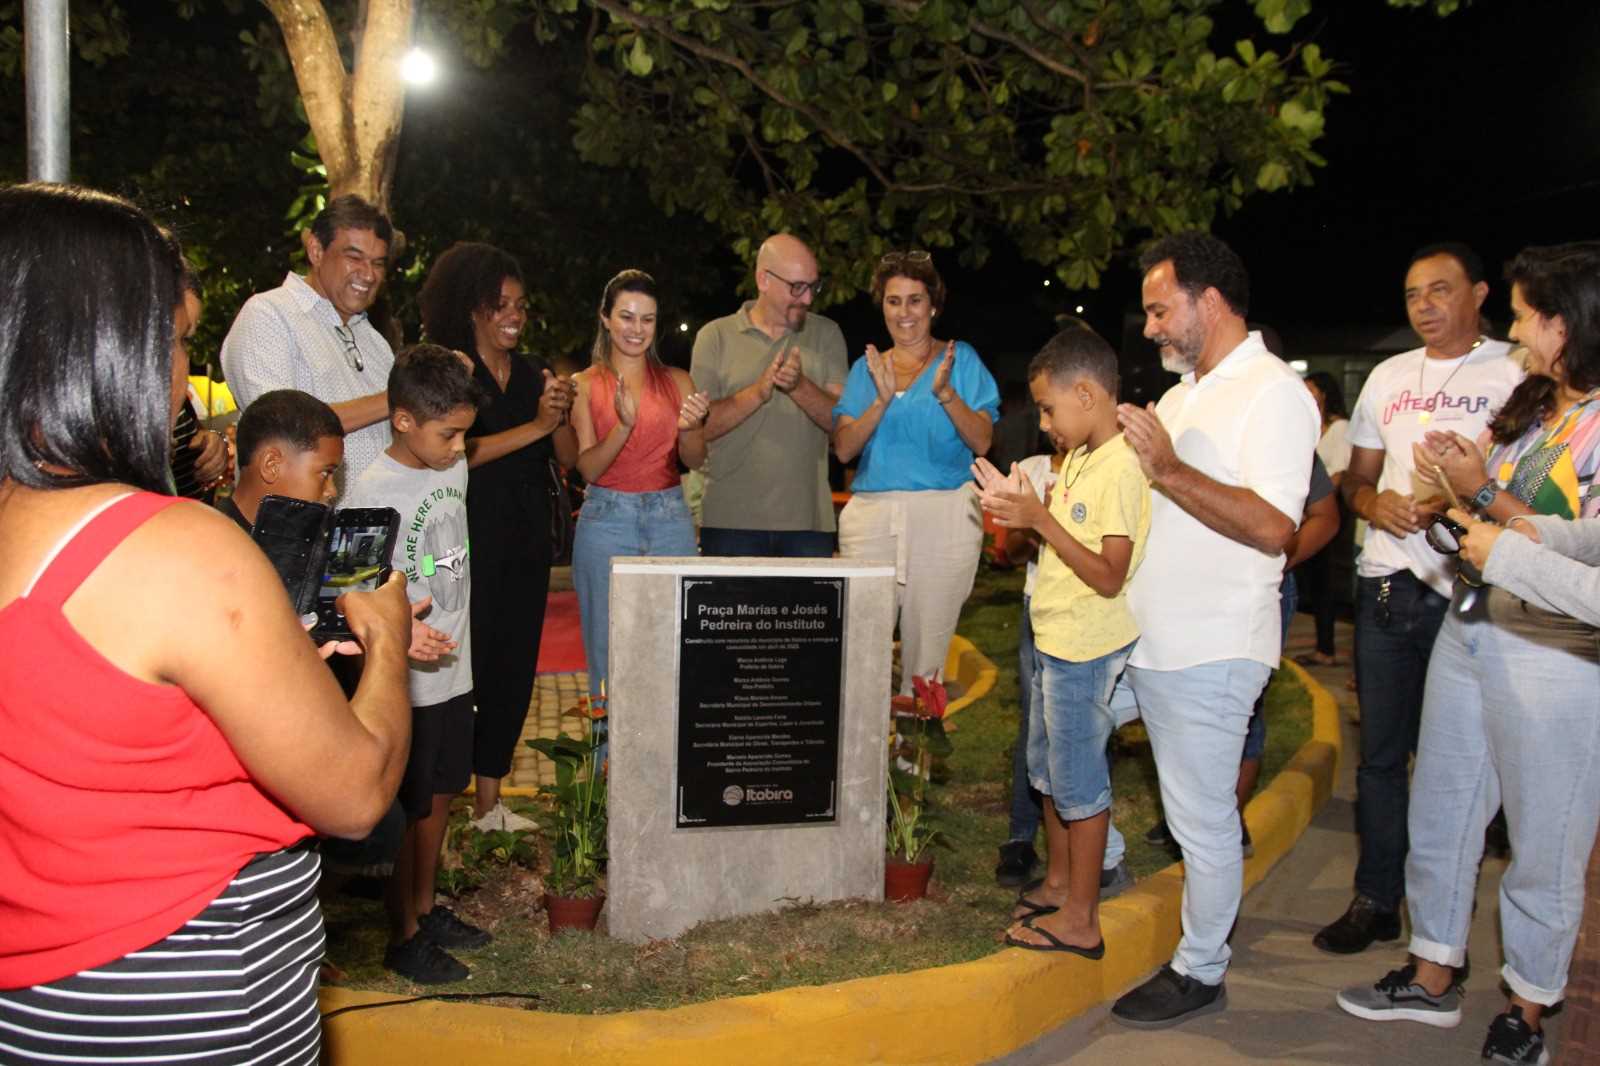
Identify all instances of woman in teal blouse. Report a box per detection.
[833,250,999,694]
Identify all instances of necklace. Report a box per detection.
[1059,447,1092,494]
[485,354,511,390]
[1416,337,1484,424]
[890,344,934,373]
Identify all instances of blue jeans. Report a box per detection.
[1029,640,1136,821]
[1011,597,1126,867]
[1122,658,1271,984]
[1406,599,1600,1004]
[1243,572,1298,762]
[573,485,698,699]
[1353,571,1449,911]
[699,527,835,558]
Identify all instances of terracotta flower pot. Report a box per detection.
[545,891,606,934]
[884,856,934,902]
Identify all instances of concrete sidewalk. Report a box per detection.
[991,615,1559,1065]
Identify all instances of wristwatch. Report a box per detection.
[1471,480,1498,513]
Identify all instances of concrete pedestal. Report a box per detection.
[606,558,895,943]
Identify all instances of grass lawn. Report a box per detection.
[321,564,1312,1013]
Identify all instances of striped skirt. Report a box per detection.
[0,842,325,1064]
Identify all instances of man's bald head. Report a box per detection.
[753,233,821,334]
[756,234,815,275]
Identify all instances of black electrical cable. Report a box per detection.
[321,991,542,1021]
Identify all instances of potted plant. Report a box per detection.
[885,675,952,901]
[527,693,608,933]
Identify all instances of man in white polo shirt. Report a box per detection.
[1312,243,1521,956]
[221,196,397,493]
[1110,232,1319,1028]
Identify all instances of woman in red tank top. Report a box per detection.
[570,269,710,705]
[0,184,414,1063]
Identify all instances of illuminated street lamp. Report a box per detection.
[401,47,437,87]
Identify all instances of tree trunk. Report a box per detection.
[262,0,413,215]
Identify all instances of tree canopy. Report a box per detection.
[1,0,1475,337]
[550,0,1469,298]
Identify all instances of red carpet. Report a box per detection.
[536,590,586,674]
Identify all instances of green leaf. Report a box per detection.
[882,81,899,103]
[1255,160,1291,191]
[1278,99,1324,137]
[626,35,654,77]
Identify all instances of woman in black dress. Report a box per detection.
[418,242,576,831]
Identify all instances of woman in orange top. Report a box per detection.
[570,269,710,703]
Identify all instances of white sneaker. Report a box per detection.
[470,802,538,834]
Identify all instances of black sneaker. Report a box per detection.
[1110,963,1226,1029]
[994,840,1038,888]
[1099,860,1134,900]
[384,933,469,984]
[1144,819,1174,846]
[1313,895,1401,954]
[1482,1005,1550,1064]
[418,905,493,949]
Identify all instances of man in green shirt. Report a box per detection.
[691,234,849,556]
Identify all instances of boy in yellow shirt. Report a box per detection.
[974,325,1151,958]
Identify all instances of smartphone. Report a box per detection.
[313,508,401,639]
[251,495,400,641]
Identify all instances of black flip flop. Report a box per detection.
[1004,916,1105,959]
[1012,892,1057,919]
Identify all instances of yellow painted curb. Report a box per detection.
[942,634,997,718]
[322,660,1341,1065]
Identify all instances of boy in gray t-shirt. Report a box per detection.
[343,344,488,985]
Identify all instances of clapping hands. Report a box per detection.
[971,456,1047,529]
[613,373,638,427]
[759,346,802,401]
[537,369,575,429]
[1413,430,1489,499]
[864,344,896,403]
[678,390,711,431]
[931,341,956,404]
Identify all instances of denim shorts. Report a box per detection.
[1027,639,1135,821]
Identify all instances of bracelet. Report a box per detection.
[937,393,955,406]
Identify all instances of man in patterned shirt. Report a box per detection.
[221,196,397,493]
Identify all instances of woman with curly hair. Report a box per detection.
[418,242,576,832]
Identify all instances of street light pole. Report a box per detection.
[24,0,70,182]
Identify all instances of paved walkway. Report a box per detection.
[992,614,1562,1065]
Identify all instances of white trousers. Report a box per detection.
[838,488,984,695]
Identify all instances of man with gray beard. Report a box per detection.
[1108,231,1319,1028]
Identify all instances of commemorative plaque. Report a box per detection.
[676,575,845,829]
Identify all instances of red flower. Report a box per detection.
[910,675,948,720]
[563,696,607,721]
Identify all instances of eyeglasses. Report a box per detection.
[333,325,364,373]
[1425,513,1486,594]
[764,269,824,300]
[1424,513,1466,556]
[880,249,932,267]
